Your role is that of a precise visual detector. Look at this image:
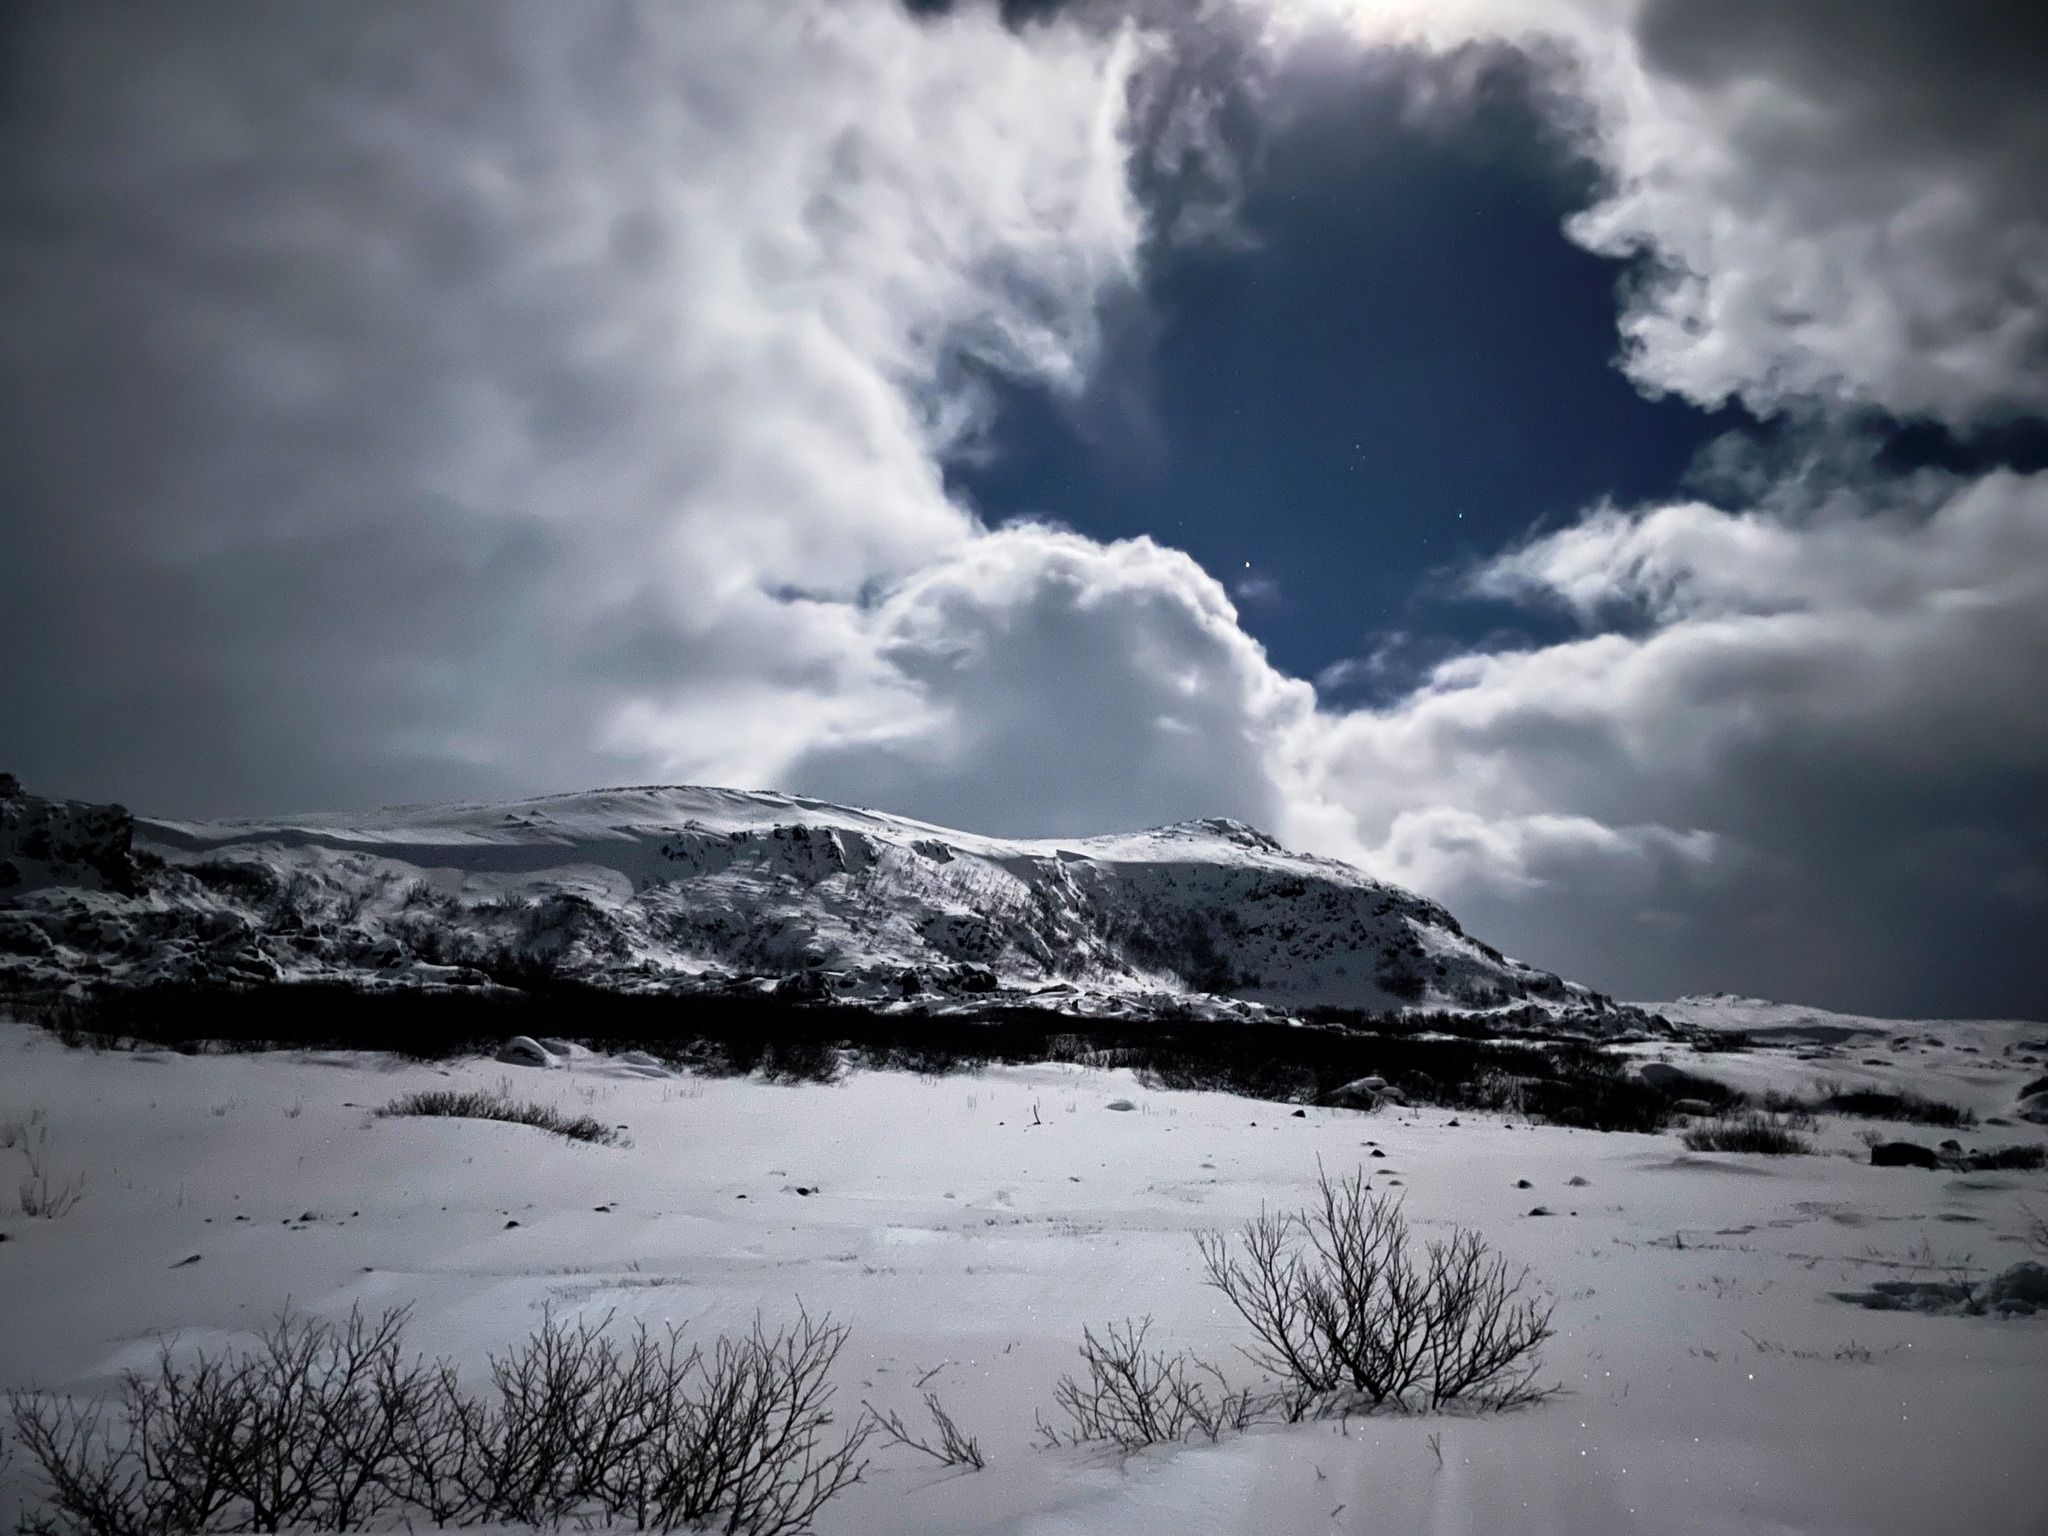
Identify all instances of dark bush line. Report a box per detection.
[376,1089,620,1146]
[1681,1112,1813,1155]
[29,982,1680,1132]
[1815,1087,1975,1128]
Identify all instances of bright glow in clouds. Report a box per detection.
[0,0,2042,1012]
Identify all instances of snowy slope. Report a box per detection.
[0,778,1630,1025]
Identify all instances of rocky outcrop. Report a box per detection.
[0,774,141,897]
[0,777,1649,1033]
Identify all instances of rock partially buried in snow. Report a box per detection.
[2015,1093,2048,1126]
[1105,1099,1136,1112]
[1320,1077,1385,1111]
[1870,1140,1940,1168]
[614,1049,672,1078]
[496,1036,561,1069]
[1978,1261,2048,1315]
[1837,1262,2048,1318]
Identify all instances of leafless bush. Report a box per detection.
[17,1144,85,1219]
[11,1307,424,1534]
[865,1390,985,1470]
[1041,1319,1261,1450]
[10,1306,868,1535]
[1197,1164,1555,1414]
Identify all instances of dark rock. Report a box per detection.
[1979,1261,2048,1315]
[1870,1141,1940,1168]
[1637,1062,1693,1092]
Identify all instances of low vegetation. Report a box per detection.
[43,982,1682,1133]
[9,1306,869,1535]
[1682,1112,1814,1155]
[375,1089,619,1146]
[867,1391,985,1470]
[1811,1085,1974,1128]
[1040,1319,1260,1450]
[6,1115,85,1218]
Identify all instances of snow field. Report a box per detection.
[2,1018,2045,1534]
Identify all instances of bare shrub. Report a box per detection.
[1041,1318,1261,1450]
[17,1144,85,1218]
[1681,1113,1813,1155]
[10,1306,868,1536]
[1197,1165,1555,1414]
[375,1088,620,1145]
[866,1391,985,1470]
[618,1310,871,1534]
[10,1307,425,1535]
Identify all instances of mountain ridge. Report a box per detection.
[1,775,1643,1031]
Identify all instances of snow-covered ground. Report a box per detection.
[4,1012,2044,1534]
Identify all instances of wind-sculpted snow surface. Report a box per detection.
[0,779,1626,1025]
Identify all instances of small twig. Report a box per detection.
[867,1392,985,1470]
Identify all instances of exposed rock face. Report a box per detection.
[0,778,1644,1030]
[0,774,141,897]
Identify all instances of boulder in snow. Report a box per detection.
[1978,1261,2048,1316]
[497,1036,561,1069]
[1320,1077,1384,1111]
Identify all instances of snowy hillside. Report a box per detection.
[0,776,1631,1025]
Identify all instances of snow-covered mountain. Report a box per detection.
[0,775,1635,1027]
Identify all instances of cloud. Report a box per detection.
[1,0,2042,1014]
[779,524,1313,837]
[0,0,1148,808]
[1293,467,2048,1011]
[1260,0,2048,425]
[1579,0,2048,426]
